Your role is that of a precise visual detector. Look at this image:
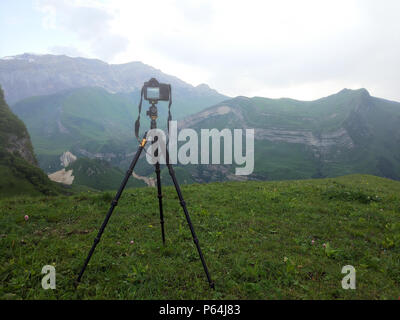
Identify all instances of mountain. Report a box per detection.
[0,53,225,105]
[0,86,61,197]
[177,88,400,182]
[11,87,137,172]
[4,53,399,188]
[11,85,227,173]
[10,85,400,189]
[1,53,227,176]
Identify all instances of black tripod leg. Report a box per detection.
[165,150,215,289]
[155,162,165,244]
[76,134,148,283]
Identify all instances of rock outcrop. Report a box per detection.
[60,151,77,167]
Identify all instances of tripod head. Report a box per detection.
[146,101,158,129]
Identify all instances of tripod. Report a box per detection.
[76,102,215,289]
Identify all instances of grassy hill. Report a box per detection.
[0,152,59,198]
[0,86,36,164]
[0,174,399,299]
[178,88,400,183]
[0,86,62,198]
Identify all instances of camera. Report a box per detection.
[143,78,170,102]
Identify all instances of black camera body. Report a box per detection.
[143,78,170,102]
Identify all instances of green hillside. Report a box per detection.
[0,152,59,198]
[66,157,146,191]
[0,174,399,299]
[11,88,137,163]
[11,86,227,173]
[178,88,400,182]
[9,86,400,191]
[0,86,61,197]
[0,90,35,159]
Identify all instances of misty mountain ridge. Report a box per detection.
[0,53,224,104]
[1,52,400,190]
[10,83,400,186]
[1,53,227,179]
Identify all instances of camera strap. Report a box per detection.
[167,84,172,134]
[134,87,144,140]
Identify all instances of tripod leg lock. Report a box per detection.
[94,237,100,244]
[111,200,118,206]
[179,200,186,207]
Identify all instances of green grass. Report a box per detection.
[0,174,399,300]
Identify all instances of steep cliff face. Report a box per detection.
[0,86,37,165]
[0,86,59,197]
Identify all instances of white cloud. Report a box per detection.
[36,0,129,61]
[34,0,400,101]
[49,45,86,57]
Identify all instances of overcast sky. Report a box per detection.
[1,0,400,101]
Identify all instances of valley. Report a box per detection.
[1,54,400,193]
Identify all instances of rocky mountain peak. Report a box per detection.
[0,54,201,104]
[337,88,370,97]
